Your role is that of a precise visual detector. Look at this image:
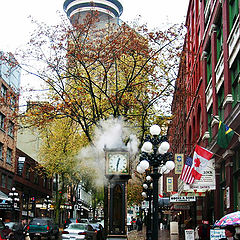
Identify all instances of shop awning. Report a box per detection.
[0,191,9,201]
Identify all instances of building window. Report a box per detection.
[1,174,6,188]
[0,143,3,161]
[7,177,13,190]
[8,121,14,138]
[216,15,223,62]
[0,113,5,130]
[229,0,239,31]
[218,86,225,121]
[231,55,240,107]
[207,106,213,142]
[34,173,39,185]
[48,179,51,190]
[6,148,12,165]
[26,164,31,180]
[43,176,47,188]
[10,96,16,111]
[220,161,226,182]
[206,50,212,84]
[1,84,7,101]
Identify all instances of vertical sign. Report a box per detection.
[167,177,173,192]
[226,186,230,209]
[185,229,195,240]
[175,154,184,174]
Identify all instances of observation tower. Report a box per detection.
[63,0,123,25]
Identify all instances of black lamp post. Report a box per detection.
[8,187,20,221]
[137,125,175,240]
[142,176,153,240]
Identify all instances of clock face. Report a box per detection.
[107,152,129,174]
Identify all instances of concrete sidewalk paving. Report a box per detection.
[127,228,184,240]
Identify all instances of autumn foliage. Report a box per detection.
[18,12,185,144]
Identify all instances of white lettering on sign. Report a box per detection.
[170,196,196,202]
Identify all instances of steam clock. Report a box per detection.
[104,148,131,240]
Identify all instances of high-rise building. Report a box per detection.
[63,0,123,25]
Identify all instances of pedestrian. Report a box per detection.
[220,225,238,240]
[12,219,27,240]
[136,218,142,231]
[198,223,210,240]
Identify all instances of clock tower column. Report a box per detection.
[104,148,131,240]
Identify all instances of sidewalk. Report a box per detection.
[127,228,184,240]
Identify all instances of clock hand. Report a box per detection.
[116,158,120,171]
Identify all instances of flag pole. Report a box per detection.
[211,114,240,137]
[212,152,223,159]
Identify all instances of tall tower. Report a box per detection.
[63,0,123,25]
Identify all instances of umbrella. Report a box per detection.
[214,211,240,227]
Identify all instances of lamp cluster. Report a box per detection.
[137,125,175,174]
[8,187,20,209]
[136,124,175,240]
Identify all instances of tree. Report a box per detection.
[18,13,185,145]
[37,117,97,223]
[15,13,185,212]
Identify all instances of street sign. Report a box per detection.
[170,195,196,202]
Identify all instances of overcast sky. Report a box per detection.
[0,0,189,52]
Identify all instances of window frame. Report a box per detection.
[8,121,14,138]
[0,113,5,131]
[6,148,12,165]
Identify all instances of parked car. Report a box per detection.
[4,222,18,231]
[26,218,59,239]
[87,223,103,240]
[78,219,89,224]
[64,218,83,229]
[61,223,97,240]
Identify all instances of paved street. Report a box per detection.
[127,227,184,240]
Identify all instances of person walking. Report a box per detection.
[220,225,238,240]
[11,219,27,240]
[136,218,142,231]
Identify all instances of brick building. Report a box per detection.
[0,52,20,217]
[168,0,240,227]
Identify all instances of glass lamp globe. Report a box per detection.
[150,125,161,135]
[140,160,150,170]
[164,169,170,174]
[141,142,153,153]
[137,165,145,174]
[142,192,147,198]
[158,142,170,154]
[166,161,175,171]
[160,165,167,173]
[146,175,152,181]
[143,184,148,189]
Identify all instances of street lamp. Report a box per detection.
[44,195,52,217]
[8,187,20,221]
[137,125,175,240]
[142,175,153,240]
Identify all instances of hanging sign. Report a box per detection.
[175,154,184,174]
[170,194,196,202]
[167,177,173,192]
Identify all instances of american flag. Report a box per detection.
[180,156,195,184]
